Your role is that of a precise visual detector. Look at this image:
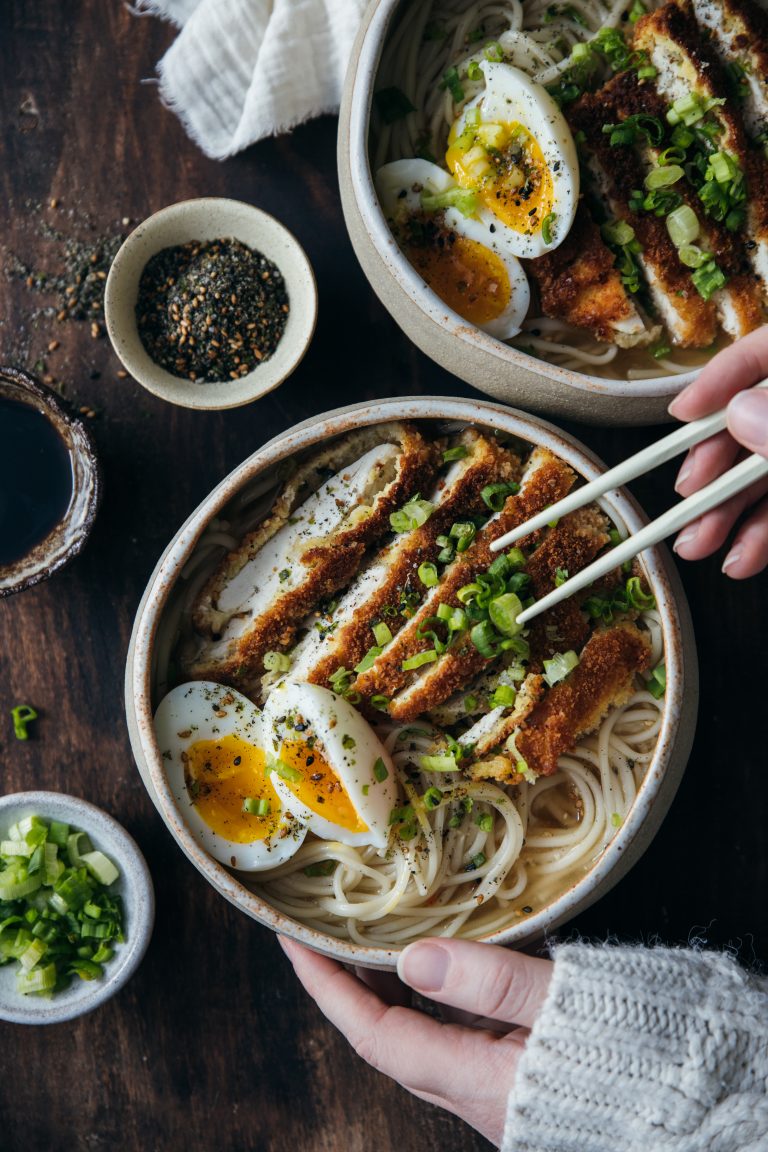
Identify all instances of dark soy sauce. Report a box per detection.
[0,397,74,566]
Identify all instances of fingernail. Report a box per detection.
[722,548,742,573]
[668,393,686,418]
[675,460,693,491]
[728,391,768,453]
[673,525,698,553]
[398,941,450,993]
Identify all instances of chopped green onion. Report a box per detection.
[467,60,483,81]
[419,753,460,773]
[491,684,517,709]
[666,204,699,246]
[264,651,292,673]
[464,694,479,712]
[484,40,504,61]
[402,649,438,671]
[368,623,390,649]
[625,576,655,610]
[450,520,476,552]
[440,66,465,103]
[420,187,479,217]
[469,852,487,870]
[81,851,120,887]
[488,592,523,636]
[611,812,623,827]
[388,804,414,826]
[374,86,415,125]
[541,212,557,245]
[647,663,666,698]
[506,547,526,570]
[678,244,708,269]
[443,444,469,463]
[637,65,657,79]
[243,797,270,816]
[373,757,389,783]
[390,496,435,533]
[271,758,303,784]
[543,650,580,687]
[370,695,391,713]
[652,344,672,359]
[691,258,727,300]
[422,787,443,810]
[629,0,646,20]
[418,561,439,587]
[470,620,499,658]
[11,705,37,741]
[354,646,382,674]
[645,164,684,190]
[554,567,569,587]
[481,482,519,512]
[602,219,635,247]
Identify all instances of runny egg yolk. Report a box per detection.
[184,734,278,843]
[446,120,554,237]
[403,230,511,325]
[278,741,369,834]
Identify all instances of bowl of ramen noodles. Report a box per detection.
[126,397,697,968]
[338,0,768,424]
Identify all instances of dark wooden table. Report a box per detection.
[1,4,766,1150]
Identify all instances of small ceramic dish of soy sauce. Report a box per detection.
[0,367,101,597]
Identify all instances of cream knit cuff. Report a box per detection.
[502,943,768,1152]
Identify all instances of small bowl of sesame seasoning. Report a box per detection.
[104,198,317,410]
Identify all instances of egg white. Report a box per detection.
[262,682,398,849]
[375,158,531,339]
[154,681,306,871]
[449,61,579,259]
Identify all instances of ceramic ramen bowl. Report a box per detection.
[125,397,698,970]
[337,0,698,426]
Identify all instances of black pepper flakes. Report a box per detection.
[136,238,289,383]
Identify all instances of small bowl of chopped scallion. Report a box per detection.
[0,792,154,1024]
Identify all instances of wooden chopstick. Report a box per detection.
[516,451,768,626]
[490,379,768,556]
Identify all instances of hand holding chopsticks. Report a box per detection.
[490,369,768,627]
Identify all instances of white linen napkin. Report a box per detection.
[136,0,368,159]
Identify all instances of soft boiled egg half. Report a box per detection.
[154,681,306,871]
[446,61,579,259]
[262,681,397,849]
[375,157,530,339]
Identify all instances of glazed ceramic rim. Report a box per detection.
[347,0,697,399]
[0,369,101,597]
[0,791,155,1025]
[127,397,695,967]
[105,198,318,411]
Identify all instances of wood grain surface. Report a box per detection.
[1,4,766,1151]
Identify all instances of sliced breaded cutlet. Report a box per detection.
[353,447,577,718]
[634,0,768,299]
[288,429,521,691]
[593,69,765,339]
[527,203,658,348]
[468,621,652,782]
[689,0,768,143]
[181,423,439,690]
[570,85,719,348]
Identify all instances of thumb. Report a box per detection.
[728,390,768,457]
[397,938,552,1027]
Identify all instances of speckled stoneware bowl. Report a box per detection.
[105,198,317,411]
[0,368,101,597]
[126,397,698,970]
[0,791,155,1025]
[338,0,696,426]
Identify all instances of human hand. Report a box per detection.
[279,935,553,1146]
[668,325,768,577]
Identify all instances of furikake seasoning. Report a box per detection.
[135,238,289,382]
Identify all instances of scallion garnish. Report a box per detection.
[270,758,304,784]
[422,787,443,810]
[419,753,460,772]
[420,187,479,217]
[11,705,37,741]
[264,651,292,673]
[481,482,520,512]
[443,444,469,463]
[373,757,389,783]
[372,622,393,647]
[374,86,416,125]
[354,646,382,674]
[475,813,493,833]
[541,212,557,245]
[543,650,580,687]
[440,66,465,103]
[370,695,391,713]
[490,683,516,708]
[402,649,438,671]
[390,496,435,533]
[418,561,439,587]
[647,663,666,698]
[303,860,337,877]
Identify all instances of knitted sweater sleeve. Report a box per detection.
[501,943,768,1152]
